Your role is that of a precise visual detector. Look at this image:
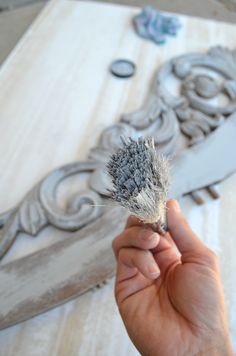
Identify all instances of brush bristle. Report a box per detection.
[106,137,170,227]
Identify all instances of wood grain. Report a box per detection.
[0,0,236,354]
[0,207,127,330]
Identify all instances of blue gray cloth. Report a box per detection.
[133,6,181,45]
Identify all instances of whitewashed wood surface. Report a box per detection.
[0,0,235,354]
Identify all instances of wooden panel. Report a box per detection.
[0,0,235,354]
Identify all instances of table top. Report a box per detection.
[0,0,235,354]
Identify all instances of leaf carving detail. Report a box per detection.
[208,46,236,78]
[19,188,47,236]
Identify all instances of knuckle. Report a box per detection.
[117,247,126,261]
[118,248,132,266]
[204,248,219,268]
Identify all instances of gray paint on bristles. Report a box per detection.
[107,137,170,227]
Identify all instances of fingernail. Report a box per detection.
[172,200,181,213]
[148,264,160,278]
[140,229,159,241]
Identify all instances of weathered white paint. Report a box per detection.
[0,0,235,354]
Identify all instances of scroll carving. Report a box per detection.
[0,161,103,259]
[122,46,236,146]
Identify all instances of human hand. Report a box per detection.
[112,200,233,356]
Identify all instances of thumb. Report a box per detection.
[167,200,206,259]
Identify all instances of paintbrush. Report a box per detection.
[106,137,170,234]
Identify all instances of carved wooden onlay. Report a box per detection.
[1,46,236,329]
